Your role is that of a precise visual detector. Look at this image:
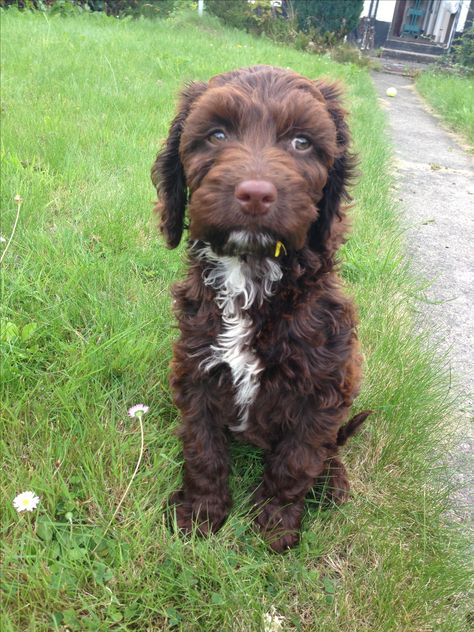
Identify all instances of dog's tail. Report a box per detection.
[336,410,373,446]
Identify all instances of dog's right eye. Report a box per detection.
[291,136,312,152]
[208,130,227,144]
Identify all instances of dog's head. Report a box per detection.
[151,66,354,257]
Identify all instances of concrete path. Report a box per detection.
[371,71,474,523]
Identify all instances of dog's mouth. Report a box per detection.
[208,230,287,258]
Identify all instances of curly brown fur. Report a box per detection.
[151,66,371,552]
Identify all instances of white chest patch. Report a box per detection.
[194,241,282,431]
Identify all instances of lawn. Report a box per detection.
[416,70,474,146]
[0,8,470,631]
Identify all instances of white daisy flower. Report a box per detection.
[127,404,149,418]
[13,491,40,513]
[263,606,285,631]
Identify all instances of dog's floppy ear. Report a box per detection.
[308,81,356,256]
[151,81,207,248]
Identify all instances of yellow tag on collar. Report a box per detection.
[274,241,287,257]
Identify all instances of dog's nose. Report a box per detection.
[234,180,277,215]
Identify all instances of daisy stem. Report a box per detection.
[96,412,145,547]
[0,197,22,266]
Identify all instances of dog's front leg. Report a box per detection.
[169,386,231,536]
[253,425,333,552]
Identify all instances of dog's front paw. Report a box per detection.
[265,524,300,553]
[168,490,230,536]
[253,491,304,552]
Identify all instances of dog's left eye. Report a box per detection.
[291,137,311,151]
[208,130,228,144]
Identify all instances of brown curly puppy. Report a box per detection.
[151,65,371,552]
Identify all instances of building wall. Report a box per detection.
[361,0,471,31]
[362,0,396,23]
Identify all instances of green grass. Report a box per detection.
[0,9,470,631]
[416,70,474,145]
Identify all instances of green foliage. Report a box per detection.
[6,503,132,630]
[330,43,372,68]
[0,0,191,17]
[99,0,193,19]
[205,0,254,31]
[453,25,474,68]
[257,10,299,43]
[48,0,85,15]
[204,0,297,40]
[0,319,39,381]
[293,0,363,40]
[293,29,311,51]
[205,0,264,33]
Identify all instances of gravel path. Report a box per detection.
[371,71,474,524]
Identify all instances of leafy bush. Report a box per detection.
[204,0,296,40]
[256,11,299,43]
[292,0,363,41]
[330,44,372,68]
[204,0,252,31]
[0,0,189,18]
[452,25,474,68]
[0,0,55,8]
[292,30,310,51]
[97,1,177,18]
